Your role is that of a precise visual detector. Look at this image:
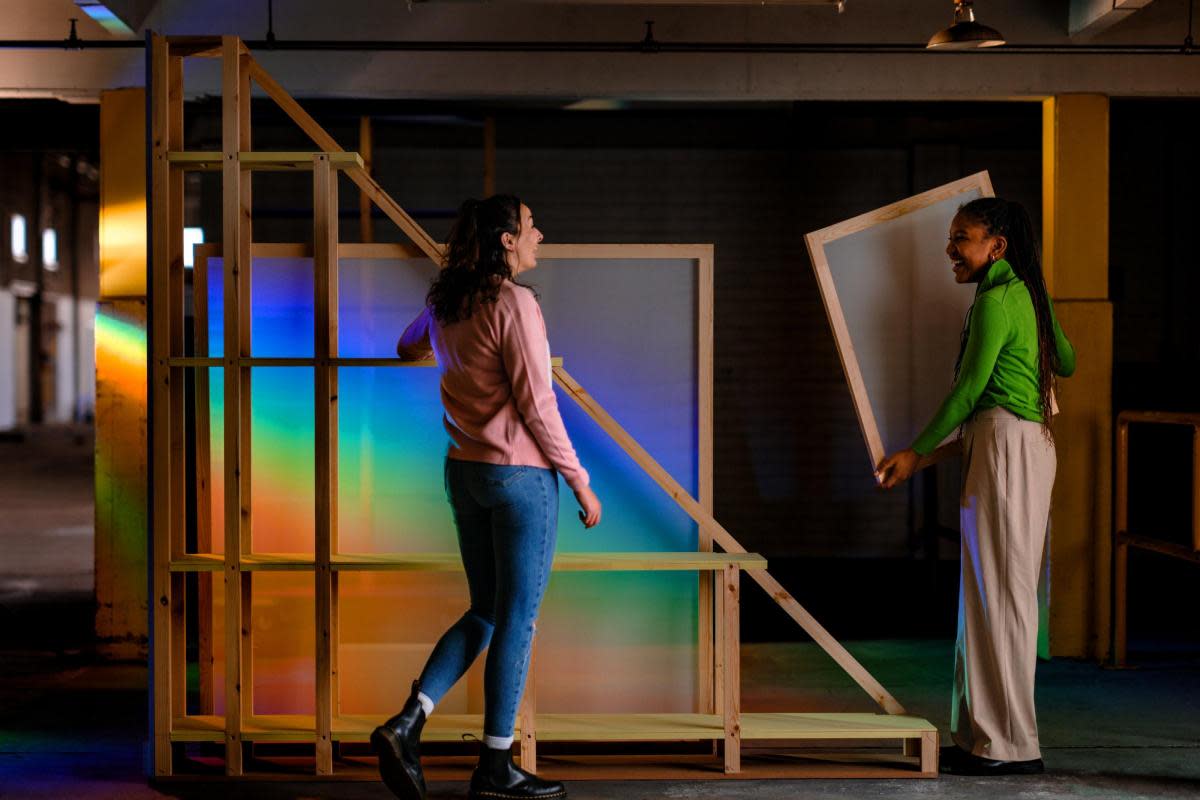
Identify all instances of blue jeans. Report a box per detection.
[417,459,559,739]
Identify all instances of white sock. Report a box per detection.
[416,691,435,717]
[484,734,514,750]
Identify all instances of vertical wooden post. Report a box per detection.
[518,637,537,772]
[1113,416,1129,666]
[697,248,715,718]
[314,153,339,775]
[166,50,187,745]
[149,32,174,777]
[194,253,214,714]
[221,36,253,776]
[919,730,938,776]
[483,116,495,198]
[358,116,373,244]
[721,565,740,774]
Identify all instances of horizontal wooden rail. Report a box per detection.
[170,551,767,573]
[167,151,364,171]
[171,711,934,745]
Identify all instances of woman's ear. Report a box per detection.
[500,231,516,252]
[992,234,1008,261]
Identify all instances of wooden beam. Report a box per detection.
[149,31,173,778]
[359,116,373,243]
[721,565,740,773]
[167,151,364,171]
[245,56,443,262]
[552,365,906,716]
[193,253,215,715]
[313,154,339,775]
[220,35,252,776]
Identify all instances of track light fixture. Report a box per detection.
[927,0,1006,50]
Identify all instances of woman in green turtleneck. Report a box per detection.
[877,198,1075,777]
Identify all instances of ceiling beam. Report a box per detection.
[1069,0,1155,38]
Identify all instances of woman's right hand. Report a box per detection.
[574,485,602,529]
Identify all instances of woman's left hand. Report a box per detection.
[876,448,920,489]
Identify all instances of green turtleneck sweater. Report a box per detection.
[912,258,1077,456]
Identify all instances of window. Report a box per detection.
[10,214,27,263]
[183,227,204,269]
[42,228,58,271]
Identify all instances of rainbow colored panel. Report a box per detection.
[205,254,702,715]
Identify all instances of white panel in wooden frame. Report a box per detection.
[804,172,995,475]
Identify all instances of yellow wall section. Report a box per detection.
[1042,94,1113,660]
[96,88,149,658]
[100,88,147,299]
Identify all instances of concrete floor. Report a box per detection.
[2,427,1199,799]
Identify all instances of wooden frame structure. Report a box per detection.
[804,172,995,474]
[149,33,937,781]
[1113,410,1200,667]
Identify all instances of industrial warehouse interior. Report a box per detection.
[2,1,1199,798]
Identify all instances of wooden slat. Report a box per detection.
[167,151,363,171]
[237,42,256,773]
[519,638,537,772]
[552,365,906,717]
[313,153,339,775]
[220,35,249,776]
[358,116,373,243]
[1119,532,1200,563]
[166,53,188,754]
[331,552,766,571]
[697,244,715,717]
[149,31,174,778]
[722,565,740,773]
[193,253,215,715]
[245,56,443,262]
[920,730,938,776]
[171,551,765,572]
[172,712,936,745]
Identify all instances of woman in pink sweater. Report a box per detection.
[372,195,601,800]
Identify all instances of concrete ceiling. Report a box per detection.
[0,0,1195,102]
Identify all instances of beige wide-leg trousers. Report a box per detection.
[952,407,1055,763]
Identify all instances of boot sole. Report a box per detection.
[371,727,425,800]
[468,791,568,800]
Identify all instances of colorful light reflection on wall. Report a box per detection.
[203,254,702,715]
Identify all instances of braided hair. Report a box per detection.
[956,197,1060,435]
[428,194,526,323]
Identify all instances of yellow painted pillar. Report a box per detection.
[96,87,149,660]
[1042,94,1113,661]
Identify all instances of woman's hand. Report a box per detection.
[574,485,602,529]
[876,448,920,489]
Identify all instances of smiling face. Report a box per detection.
[502,204,543,276]
[947,212,1007,284]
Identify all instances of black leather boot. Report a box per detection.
[371,681,427,800]
[468,745,567,799]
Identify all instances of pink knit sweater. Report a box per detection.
[398,281,589,491]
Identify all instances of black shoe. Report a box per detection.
[940,745,1044,776]
[469,745,567,800]
[371,681,427,800]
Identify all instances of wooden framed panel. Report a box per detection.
[804,172,995,474]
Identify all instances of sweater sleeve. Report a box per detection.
[397,305,433,361]
[499,289,590,491]
[1050,303,1076,378]
[912,295,1008,456]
